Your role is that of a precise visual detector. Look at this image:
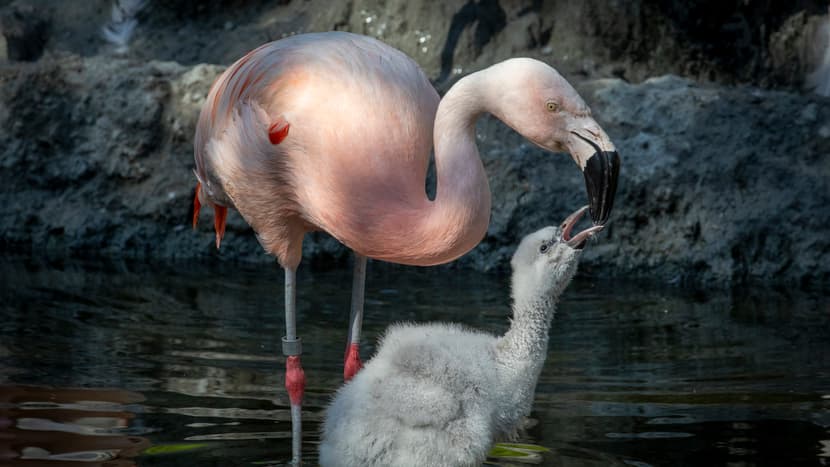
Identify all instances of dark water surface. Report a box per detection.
[1,257,828,466]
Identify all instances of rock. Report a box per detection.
[12,0,830,89]
[0,3,49,62]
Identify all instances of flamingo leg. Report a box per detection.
[282,266,305,465]
[344,253,367,381]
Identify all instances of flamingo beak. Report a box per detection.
[567,124,620,226]
[559,205,604,250]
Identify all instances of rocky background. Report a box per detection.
[1,0,828,287]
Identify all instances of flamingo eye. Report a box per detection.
[539,242,549,253]
[546,101,559,112]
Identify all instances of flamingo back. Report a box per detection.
[193,32,440,266]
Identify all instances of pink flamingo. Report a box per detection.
[191,31,619,465]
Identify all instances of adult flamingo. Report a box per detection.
[191,31,619,465]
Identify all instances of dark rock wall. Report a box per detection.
[1,0,828,286]
[5,0,829,86]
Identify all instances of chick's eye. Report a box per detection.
[539,242,549,253]
[546,101,559,112]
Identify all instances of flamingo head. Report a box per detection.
[486,58,620,226]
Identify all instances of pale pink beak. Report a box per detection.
[560,205,604,249]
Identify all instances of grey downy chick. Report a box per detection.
[320,205,602,467]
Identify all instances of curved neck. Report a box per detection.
[350,71,494,266]
[498,297,555,364]
[491,296,556,433]
[407,73,493,265]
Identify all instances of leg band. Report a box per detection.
[282,336,302,356]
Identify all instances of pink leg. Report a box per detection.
[282,267,304,465]
[285,356,306,406]
[344,343,362,382]
[344,253,367,381]
[285,355,305,463]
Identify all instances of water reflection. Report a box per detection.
[0,257,828,466]
[0,385,149,466]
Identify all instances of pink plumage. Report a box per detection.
[193,32,450,268]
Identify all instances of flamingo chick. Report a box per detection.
[319,206,601,467]
[191,31,620,464]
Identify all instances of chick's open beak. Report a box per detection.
[560,205,604,249]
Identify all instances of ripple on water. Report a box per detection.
[1,258,829,465]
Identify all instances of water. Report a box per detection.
[1,257,829,466]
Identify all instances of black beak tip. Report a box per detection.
[583,150,620,227]
[590,208,608,226]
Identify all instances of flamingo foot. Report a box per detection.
[213,205,228,249]
[343,342,363,381]
[192,182,201,229]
